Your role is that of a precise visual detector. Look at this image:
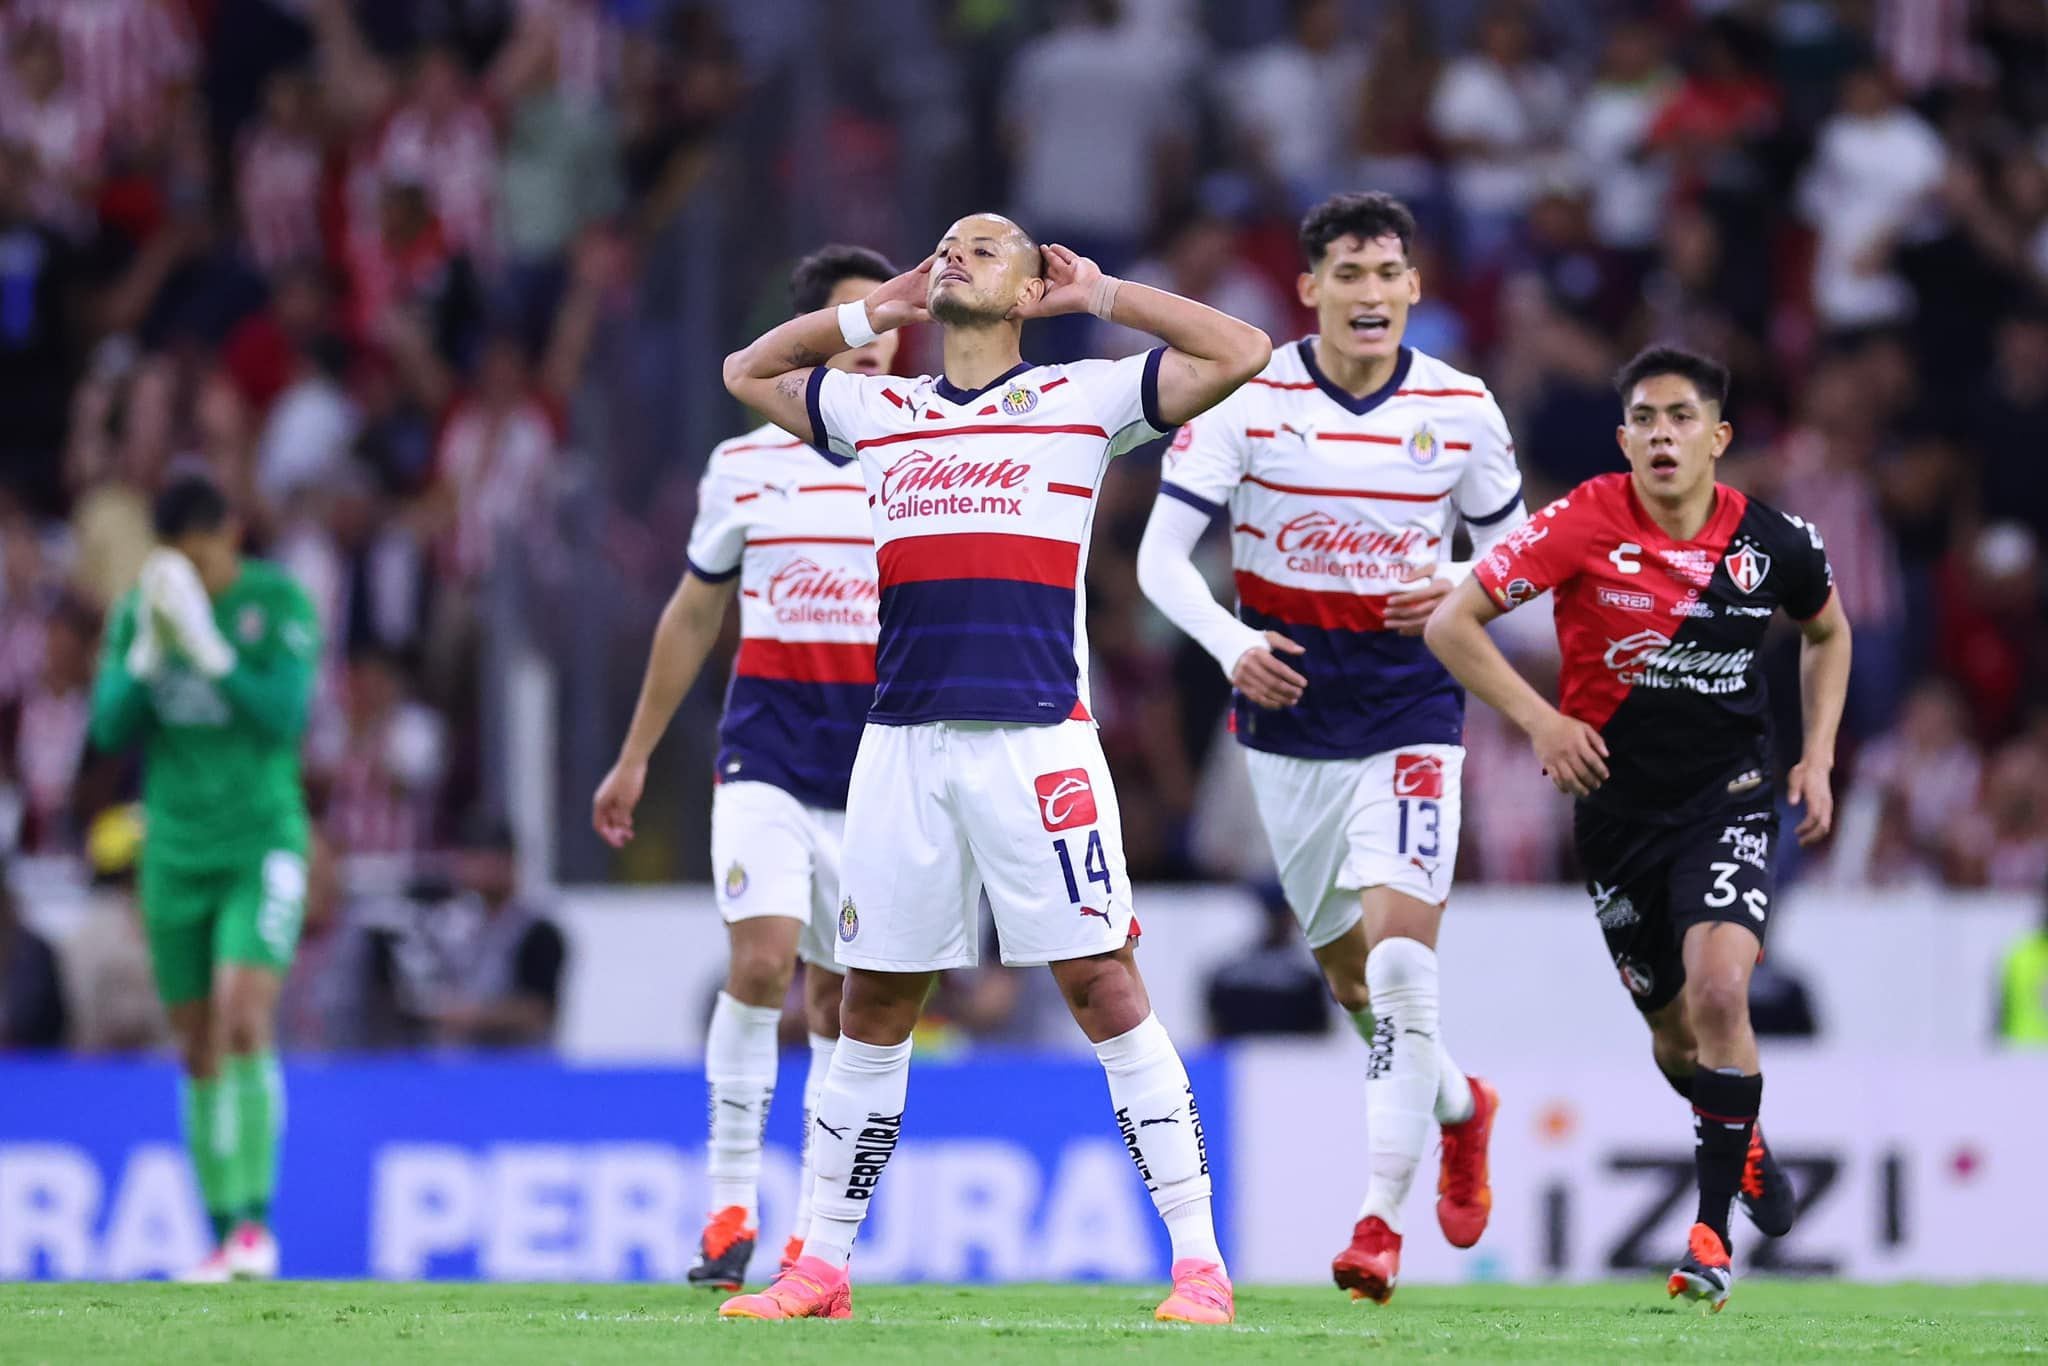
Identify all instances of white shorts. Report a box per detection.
[836,720,1137,971]
[710,780,845,971]
[1243,744,1465,949]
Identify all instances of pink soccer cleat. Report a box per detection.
[1154,1258,1234,1324]
[717,1254,853,1320]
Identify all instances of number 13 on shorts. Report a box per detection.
[1036,768,1114,908]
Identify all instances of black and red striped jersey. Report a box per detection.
[1472,473,1835,822]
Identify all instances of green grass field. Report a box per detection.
[2,1282,2042,1364]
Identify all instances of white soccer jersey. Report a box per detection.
[806,351,1168,725]
[685,423,879,809]
[1160,340,1525,759]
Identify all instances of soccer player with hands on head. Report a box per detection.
[1425,346,1851,1312]
[716,211,1270,1325]
[592,246,900,1289]
[1136,192,1518,1304]
[89,474,321,1282]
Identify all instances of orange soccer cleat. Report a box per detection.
[718,1255,853,1320]
[1667,1222,1733,1312]
[1154,1258,1234,1324]
[686,1206,758,1291]
[779,1236,805,1275]
[1436,1076,1500,1248]
[1331,1215,1401,1304]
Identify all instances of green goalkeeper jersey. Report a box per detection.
[88,559,320,874]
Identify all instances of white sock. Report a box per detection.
[1357,938,1442,1231]
[803,1034,913,1270]
[1435,1040,1474,1125]
[790,1032,836,1243]
[1353,1005,1472,1123]
[704,991,781,1221]
[1094,1013,1223,1268]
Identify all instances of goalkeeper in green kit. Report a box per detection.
[88,474,319,1282]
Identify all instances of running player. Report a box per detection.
[88,474,321,1281]
[1425,346,1845,1311]
[591,246,899,1288]
[1135,191,1509,1303]
[714,214,1271,1324]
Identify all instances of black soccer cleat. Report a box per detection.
[686,1206,757,1291]
[1737,1125,1796,1238]
[1667,1222,1733,1312]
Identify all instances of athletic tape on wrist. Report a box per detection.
[837,298,879,349]
[1088,276,1122,320]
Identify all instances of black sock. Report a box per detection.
[1690,1067,1761,1251]
[1659,1066,1695,1103]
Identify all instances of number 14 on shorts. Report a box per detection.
[1036,768,1113,907]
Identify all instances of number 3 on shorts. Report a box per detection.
[258,850,308,957]
[1705,861,1768,922]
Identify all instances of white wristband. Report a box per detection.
[837,298,879,349]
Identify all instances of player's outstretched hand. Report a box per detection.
[1385,563,1451,636]
[592,758,647,848]
[864,256,935,331]
[1533,710,1609,797]
[1788,759,1834,846]
[1008,244,1103,320]
[1231,632,1308,709]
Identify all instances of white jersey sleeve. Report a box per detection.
[1156,385,1249,514]
[1062,348,1170,457]
[806,368,901,460]
[1451,390,1524,529]
[684,462,748,581]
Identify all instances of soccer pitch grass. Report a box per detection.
[2,1282,2042,1364]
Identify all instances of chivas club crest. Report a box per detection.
[1000,385,1039,416]
[724,861,748,899]
[1406,422,1440,466]
[1726,542,1771,594]
[839,896,859,942]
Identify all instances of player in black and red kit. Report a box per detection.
[1424,347,1853,1312]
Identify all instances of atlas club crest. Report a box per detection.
[1726,542,1771,594]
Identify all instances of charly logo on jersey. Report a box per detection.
[878,449,1032,520]
[1603,628,1754,694]
[1725,541,1771,594]
[1000,384,1039,416]
[1406,422,1440,466]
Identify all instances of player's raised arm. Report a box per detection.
[1424,579,1609,797]
[1010,245,1270,427]
[720,258,934,440]
[592,569,738,847]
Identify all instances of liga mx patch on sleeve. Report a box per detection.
[1034,769,1098,832]
[1392,752,1445,799]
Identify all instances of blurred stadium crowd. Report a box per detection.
[1,0,2047,1049]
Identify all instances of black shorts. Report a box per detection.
[1572,801,1778,1015]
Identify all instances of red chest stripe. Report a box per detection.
[1234,570,1390,631]
[878,532,1079,589]
[736,639,878,685]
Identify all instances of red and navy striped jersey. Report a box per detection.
[1474,472,1836,822]
[807,351,1168,726]
[1161,341,1524,759]
[686,424,878,809]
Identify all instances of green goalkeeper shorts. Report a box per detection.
[140,846,310,1006]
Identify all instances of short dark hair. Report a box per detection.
[789,245,897,316]
[1299,191,1417,269]
[152,473,230,541]
[1614,345,1730,409]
